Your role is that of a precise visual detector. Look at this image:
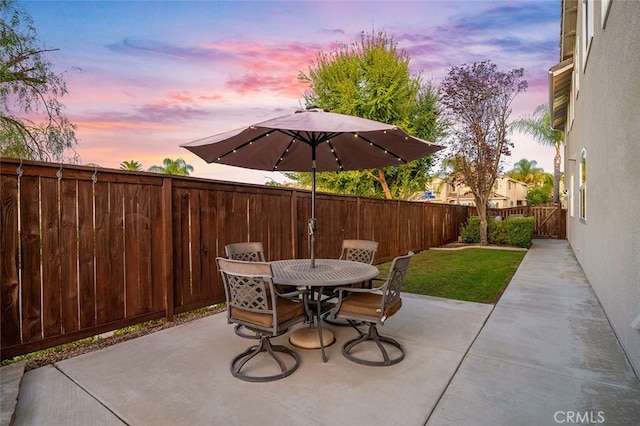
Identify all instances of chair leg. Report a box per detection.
[342,323,405,366]
[234,324,261,339]
[235,324,290,339]
[231,335,300,382]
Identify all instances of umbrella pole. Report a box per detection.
[310,144,317,269]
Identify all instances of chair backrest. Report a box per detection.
[382,252,413,308]
[339,240,378,264]
[216,257,275,329]
[225,242,266,262]
[217,257,305,336]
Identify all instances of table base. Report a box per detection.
[289,327,335,350]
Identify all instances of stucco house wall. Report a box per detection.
[429,176,529,207]
[562,0,640,373]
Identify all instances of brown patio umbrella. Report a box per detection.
[181,108,444,267]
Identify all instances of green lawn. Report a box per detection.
[377,248,526,304]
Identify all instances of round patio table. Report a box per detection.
[270,259,379,362]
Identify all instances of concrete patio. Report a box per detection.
[3,240,640,425]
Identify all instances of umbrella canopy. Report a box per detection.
[181,108,445,267]
[181,108,443,172]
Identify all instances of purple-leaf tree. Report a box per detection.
[439,60,527,245]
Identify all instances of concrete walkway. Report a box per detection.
[5,240,640,425]
[428,239,640,425]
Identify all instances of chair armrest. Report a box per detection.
[369,277,387,290]
[334,286,380,295]
[275,288,306,299]
[331,284,384,308]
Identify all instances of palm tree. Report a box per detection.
[148,158,194,176]
[120,160,143,171]
[506,158,545,186]
[511,104,564,203]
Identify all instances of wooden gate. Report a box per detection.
[532,205,560,238]
[487,203,566,239]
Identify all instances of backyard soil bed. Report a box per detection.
[20,306,225,372]
[435,242,528,251]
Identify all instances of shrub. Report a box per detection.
[459,215,534,248]
[490,220,509,245]
[460,216,497,243]
[503,216,535,248]
[460,216,480,242]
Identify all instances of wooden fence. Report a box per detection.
[0,158,469,359]
[487,204,567,239]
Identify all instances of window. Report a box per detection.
[569,173,575,217]
[574,36,580,98]
[582,0,594,70]
[602,0,612,28]
[579,149,587,221]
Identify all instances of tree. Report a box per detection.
[526,186,551,205]
[293,30,445,200]
[439,60,527,245]
[0,0,78,162]
[148,158,193,176]
[506,158,545,186]
[511,104,564,203]
[120,160,143,171]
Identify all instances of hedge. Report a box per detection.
[460,216,535,248]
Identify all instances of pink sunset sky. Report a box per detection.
[24,0,561,185]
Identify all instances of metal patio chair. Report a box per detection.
[339,239,378,266]
[225,242,266,262]
[225,242,270,339]
[328,252,413,366]
[216,258,306,382]
[323,239,378,326]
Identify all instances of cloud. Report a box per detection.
[226,74,307,97]
[106,37,336,97]
[390,3,560,81]
[320,28,347,36]
[73,100,211,133]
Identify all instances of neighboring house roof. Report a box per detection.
[457,191,507,201]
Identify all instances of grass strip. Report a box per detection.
[377,248,526,304]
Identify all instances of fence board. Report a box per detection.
[94,182,126,323]
[198,189,216,302]
[60,179,79,334]
[77,180,96,329]
[0,174,20,347]
[294,192,312,259]
[124,184,145,316]
[20,176,43,341]
[40,177,62,338]
[174,187,187,308]
[109,183,126,322]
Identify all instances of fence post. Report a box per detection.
[356,197,361,239]
[162,178,174,321]
[290,189,297,259]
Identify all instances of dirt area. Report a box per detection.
[439,241,481,248]
[433,241,528,251]
[16,306,225,372]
